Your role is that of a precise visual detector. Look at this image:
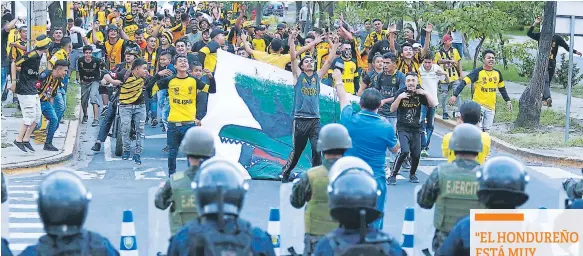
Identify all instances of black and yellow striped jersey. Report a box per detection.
[364,30,388,48]
[199,41,220,72]
[455,67,510,110]
[118,75,147,105]
[149,75,216,122]
[37,70,63,102]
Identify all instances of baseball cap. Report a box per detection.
[210,29,226,39]
[277,23,285,30]
[442,34,453,43]
[256,25,266,31]
[412,43,422,48]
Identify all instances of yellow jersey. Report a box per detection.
[151,75,213,122]
[364,30,388,48]
[329,58,359,95]
[97,11,107,26]
[442,130,491,165]
[252,37,268,52]
[463,67,505,110]
[251,51,290,70]
[434,47,462,82]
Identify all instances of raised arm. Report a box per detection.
[333,69,350,109]
[388,24,397,54]
[288,29,300,80]
[421,24,433,57]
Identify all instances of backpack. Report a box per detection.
[197,221,254,256]
[327,232,395,256]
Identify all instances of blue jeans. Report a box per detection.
[53,88,66,125]
[40,101,58,144]
[420,106,436,150]
[97,100,117,142]
[157,89,169,127]
[373,175,387,230]
[452,43,464,58]
[1,66,7,94]
[167,122,196,175]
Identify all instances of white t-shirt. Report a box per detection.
[419,64,445,106]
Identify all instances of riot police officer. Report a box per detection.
[417,123,485,252]
[290,123,352,255]
[436,156,530,255]
[1,172,13,256]
[19,170,119,255]
[166,158,275,256]
[155,126,215,236]
[562,169,583,200]
[313,157,406,256]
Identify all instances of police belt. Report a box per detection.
[171,121,195,126]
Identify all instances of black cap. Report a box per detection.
[107,24,118,31]
[210,29,226,39]
[277,23,285,29]
[195,12,203,18]
[256,25,266,31]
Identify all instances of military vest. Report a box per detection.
[434,160,484,233]
[169,171,199,235]
[305,165,338,236]
[33,230,110,255]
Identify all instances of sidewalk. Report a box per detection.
[503,80,583,125]
[1,94,80,172]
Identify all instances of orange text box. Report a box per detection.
[474,213,524,221]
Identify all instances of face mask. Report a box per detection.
[341,49,351,59]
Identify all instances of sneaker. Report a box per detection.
[100,106,109,116]
[443,113,450,120]
[546,98,553,107]
[82,116,88,124]
[162,146,169,152]
[22,141,35,152]
[122,151,130,160]
[421,149,429,157]
[43,143,59,151]
[409,174,419,183]
[151,119,158,127]
[133,154,142,165]
[13,140,27,152]
[387,175,397,185]
[91,142,101,152]
[91,119,99,127]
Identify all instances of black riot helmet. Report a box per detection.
[476,156,530,209]
[192,158,249,226]
[328,157,381,231]
[38,170,92,236]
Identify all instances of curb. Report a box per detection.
[434,116,583,168]
[2,88,82,175]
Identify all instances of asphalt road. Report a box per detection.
[3,113,581,255]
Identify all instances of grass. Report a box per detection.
[64,81,80,120]
[3,103,17,108]
[549,85,583,99]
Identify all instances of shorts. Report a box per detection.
[81,81,101,107]
[17,94,41,125]
[98,85,111,95]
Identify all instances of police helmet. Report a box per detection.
[38,169,92,236]
[317,123,352,152]
[328,156,373,183]
[179,126,215,158]
[328,167,381,226]
[449,123,483,153]
[192,159,248,217]
[476,156,529,208]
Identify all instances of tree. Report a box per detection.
[433,2,517,69]
[515,1,556,128]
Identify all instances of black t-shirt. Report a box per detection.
[14,51,43,95]
[77,57,104,83]
[374,71,405,117]
[395,86,429,132]
[191,40,208,53]
[48,42,63,58]
[1,27,10,65]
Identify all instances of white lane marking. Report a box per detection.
[155,171,166,177]
[8,197,36,202]
[41,170,106,180]
[9,212,40,219]
[145,134,167,139]
[8,204,37,209]
[9,243,29,251]
[421,157,447,161]
[529,166,583,179]
[417,166,436,176]
[135,168,160,180]
[8,191,37,195]
[9,223,43,229]
[8,185,37,188]
[9,232,44,239]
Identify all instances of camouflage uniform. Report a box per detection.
[417,159,482,252]
[155,166,199,235]
[290,158,339,255]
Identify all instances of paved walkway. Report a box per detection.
[1,91,79,170]
[503,80,583,124]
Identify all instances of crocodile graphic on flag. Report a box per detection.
[203,50,360,180]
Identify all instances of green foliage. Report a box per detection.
[494,1,544,28]
[556,53,583,89]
